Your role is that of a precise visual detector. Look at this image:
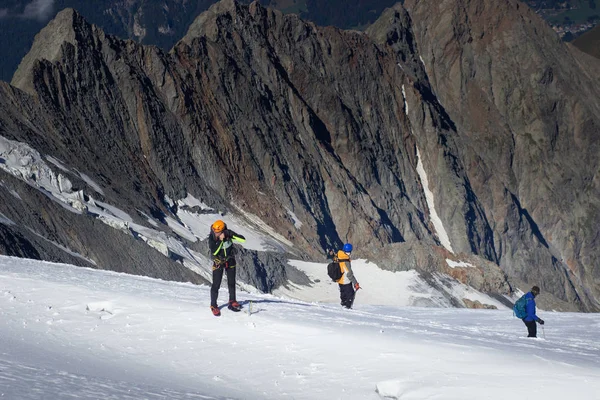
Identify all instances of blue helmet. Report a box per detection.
[343,243,353,253]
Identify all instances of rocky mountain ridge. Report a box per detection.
[1,0,598,311]
[2,0,597,83]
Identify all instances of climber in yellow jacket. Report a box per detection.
[335,243,360,309]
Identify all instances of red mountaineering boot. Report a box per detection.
[228,301,242,312]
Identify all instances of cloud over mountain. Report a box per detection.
[0,0,55,21]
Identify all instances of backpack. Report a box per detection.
[327,262,343,282]
[513,294,528,318]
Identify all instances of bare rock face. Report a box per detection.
[0,167,207,285]
[172,0,438,255]
[402,0,600,311]
[1,0,598,311]
[463,299,497,310]
[377,242,511,295]
[11,9,79,95]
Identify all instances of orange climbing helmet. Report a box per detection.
[211,220,226,233]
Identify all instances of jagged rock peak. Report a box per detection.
[366,2,408,40]
[182,0,246,43]
[404,0,555,41]
[11,8,96,95]
[366,3,418,63]
[180,0,287,44]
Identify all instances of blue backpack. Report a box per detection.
[513,295,528,318]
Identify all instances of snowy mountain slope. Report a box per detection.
[4,0,598,311]
[0,135,510,309]
[1,255,599,400]
[278,259,509,309]
[0,135,296,282]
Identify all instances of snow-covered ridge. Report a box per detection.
[415,147,454,253]
[0,135,293,282]
[176,193,213,211]
[283,259,508,309]
[400,92,453,253]
[1,136,507,309]
[232,202,294,249]
[446,259,475,268]
[0,136,81,211]
[285,207,303,229]
[0,211,15,226]
[0,135,211,274]
[401,84,409,115]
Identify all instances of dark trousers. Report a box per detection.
[523,319,537,337]
[211,265,236,307]
[339,283,355,308]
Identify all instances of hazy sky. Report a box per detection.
[0,0,55,21]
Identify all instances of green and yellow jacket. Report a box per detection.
[208,229,246,267]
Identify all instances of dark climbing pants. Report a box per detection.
[211,265,236,307]
[523,319,537,338]
[339,283,355,308]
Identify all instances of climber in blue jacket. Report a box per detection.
[522,286,545,337]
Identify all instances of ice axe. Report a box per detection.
[349,285,360,309]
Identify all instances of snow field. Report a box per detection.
[1,255,599,399]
